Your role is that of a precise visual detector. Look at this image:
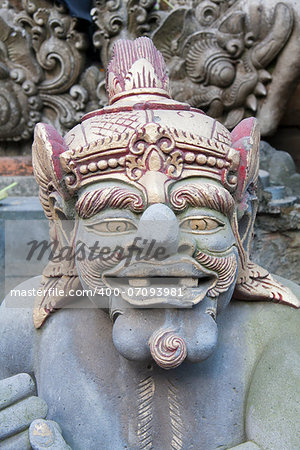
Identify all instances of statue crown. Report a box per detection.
[106,37,170,103]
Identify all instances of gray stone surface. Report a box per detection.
[0,197,46,303]
[259,141,300,196]
[0,373,35,410]
[136,203,179,257]
[0,177,39,197]
[0,276,298,449]
[252,204,300,283]
[0,396,48,440]
[246,334,300,449]
[229,442,260,450]
[0,429,31,449]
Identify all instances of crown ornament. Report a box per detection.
[106,37,170,103]
[32,37,257,202]
[51,37,246,199]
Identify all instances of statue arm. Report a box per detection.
[0,299,35,379]
[0,300,71,448]
[0,373,70,449]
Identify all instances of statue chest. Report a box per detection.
[34,309,249,449]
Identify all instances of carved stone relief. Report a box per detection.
[0,0,300,147]
[0,0,88,141]
[152,0,295,132]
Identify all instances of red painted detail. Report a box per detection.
[81,102,205,122]
[231,117,256,143]
[107,38,169,99]
[81,108,127,121]
[177,111,194,118]
[190,107,205,115]
[237,151,247,174]
[220,168,227,186]
[237,147,247,191]
[111,91,170,104]
[39,123,68,180]
[133,102,190,111]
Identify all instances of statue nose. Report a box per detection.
[137,203,179,256]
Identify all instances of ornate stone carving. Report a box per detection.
[91,0,161,67]
[0,0,88,141]
[90,0,300,135]
[149,328,187,369]
[0,0,299,146]
[152,0,296,133]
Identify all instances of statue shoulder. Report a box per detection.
[250,275,299,334]
[229,275,299,340]
[245,329,299,449]
[239,277,300,449]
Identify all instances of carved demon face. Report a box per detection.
[74,177,239,367]
[31,37,299,369]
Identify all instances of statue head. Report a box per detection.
[32,38,299,369]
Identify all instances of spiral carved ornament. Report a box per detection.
[149,329,187,369]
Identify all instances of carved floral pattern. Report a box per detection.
[0,0,298,141]
[0,0,88,141]
[152,1,294,131]
[126,123,183,180]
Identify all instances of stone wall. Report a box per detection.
[251,142,300,283]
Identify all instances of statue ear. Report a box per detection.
[231,117,260,258]
[231,118,299,308]
[32,123,81,328]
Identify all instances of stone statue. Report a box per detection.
[0,38,299,450]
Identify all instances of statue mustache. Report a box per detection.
[194,247,238,297]
[76,239,238,298]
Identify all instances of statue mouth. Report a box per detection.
[103,260,221,367]
[102,257,217,307]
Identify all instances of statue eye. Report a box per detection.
[87,219,137,234]
[180,217,224,233]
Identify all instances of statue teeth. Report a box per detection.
[179,278,198,287]
[254,82,267,97]
[246,94,257,112]
[128,278,150,287]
